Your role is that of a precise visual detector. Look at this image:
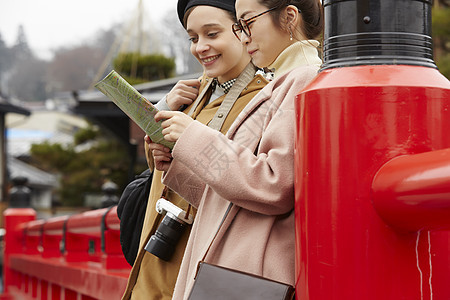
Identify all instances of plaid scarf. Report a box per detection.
[212,78,237,94]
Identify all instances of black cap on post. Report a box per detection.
[321,0,436,70]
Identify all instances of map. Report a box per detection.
[95,70,174,149]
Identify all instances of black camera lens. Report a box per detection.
[144,213,187,261]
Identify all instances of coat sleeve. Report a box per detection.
[163,70,315,216]
[144,141,155,171]
[161,161,206,209]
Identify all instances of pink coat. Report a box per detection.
[163,65,319,299]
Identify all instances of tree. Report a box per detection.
[93,25,121,57]
[12,25,32,61]
[433,1,450,79]
[4,25,50,101]
[47,45,105,92]
[29,126,134,207]
[0,33,13,94]
[8,58,48,101]
[159,11,202,75]
[113,52,176,84]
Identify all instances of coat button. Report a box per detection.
[218,113,224,118]
[257,80,261,84]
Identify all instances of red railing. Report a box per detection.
[1,206,131,300]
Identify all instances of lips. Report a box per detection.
[248,49,257,56]
[201,55,220,64]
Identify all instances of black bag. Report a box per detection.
[117,168,153,266]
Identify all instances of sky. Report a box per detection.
[0,0,178,59]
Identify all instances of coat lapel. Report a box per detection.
[225,82,273,141]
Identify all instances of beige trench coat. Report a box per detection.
[122,66,267,300]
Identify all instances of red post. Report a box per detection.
[295,65,450,299]
[372,148,450,232]
[3,208,36,295]
[42,215,68,258]
[103,206,129,269]
[65,209,106,263]
[25,219,45,255]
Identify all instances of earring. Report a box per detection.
[289,27,293,41]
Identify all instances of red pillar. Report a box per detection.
[294,65,450,299]
[2,208,36,294]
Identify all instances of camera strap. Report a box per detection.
[160,185,169,199]
[207,63,256,131]
[187,63,257,132]
[194,202,233,279]
[164,63,257,224]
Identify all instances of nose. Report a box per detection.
[196,37,210,54]
[240,31,251,45]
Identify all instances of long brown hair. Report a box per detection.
[258,0,323,39]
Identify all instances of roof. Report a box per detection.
[0,97,31,116]
[6,111,90,157]
[7,156,58,188]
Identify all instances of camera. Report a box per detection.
[144,198,193,261]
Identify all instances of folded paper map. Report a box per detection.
[95,70,174,149]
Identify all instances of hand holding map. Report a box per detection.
[95,70,175,150]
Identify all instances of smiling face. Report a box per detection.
[186,6,250,84]
[235,0,292,68]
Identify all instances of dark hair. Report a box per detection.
[183,6,237,28]
[258,0,323,39]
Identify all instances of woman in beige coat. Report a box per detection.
[121,0,268,299]
[150,0,323,298]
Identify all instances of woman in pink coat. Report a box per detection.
[150,0,323,298]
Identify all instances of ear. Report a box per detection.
[285,5,300,30]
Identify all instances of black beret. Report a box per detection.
[177,0,236,26]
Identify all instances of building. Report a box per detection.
[0,94,30,226]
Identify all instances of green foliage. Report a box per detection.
[432,7,450,38]
[73,125,99,145]
[30,143,76,172]
[29,134,130,207]
[432,6,450,79]
[113,52,175,82]
[436,53,450,79]
[0,33,13,75]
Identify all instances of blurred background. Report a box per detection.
[0,0,447,219]
[0,0,205,219]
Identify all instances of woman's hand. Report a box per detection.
[145,135,173,172]
[155,111,194,142]
[166,79,200,110]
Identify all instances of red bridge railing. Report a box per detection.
[1,206,130,300]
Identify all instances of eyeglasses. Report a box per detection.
[232,7,278,41]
